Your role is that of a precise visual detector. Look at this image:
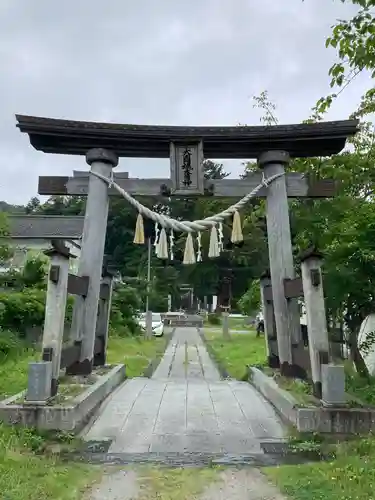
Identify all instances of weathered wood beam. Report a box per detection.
[38,173,337,198]
[16,114,359,158]
[67,274,89,297]
[263,277,304,302]
[60,337,102,369]
[66,273,109,299]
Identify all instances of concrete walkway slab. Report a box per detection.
[83,327,285,455]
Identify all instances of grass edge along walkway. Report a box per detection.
[0,332,168,500]
[203,328,266,380]
[264,435,375,500]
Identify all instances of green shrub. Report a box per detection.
[0,328,22,357]
[110,285,141,335]
[0,288,46,334]
[0,256,47,291]
[238,279,261,316]
[22,256,47,288]
[207,313,221,325]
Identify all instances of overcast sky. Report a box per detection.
[0,0,372,205]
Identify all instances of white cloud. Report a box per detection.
[0,0,370,204]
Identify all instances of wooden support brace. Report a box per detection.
[94,274,114,367]
[260,272,279,368]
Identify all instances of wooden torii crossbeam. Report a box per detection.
[38,170,336,198]
[16,114,359,376]
[14,115,356,199]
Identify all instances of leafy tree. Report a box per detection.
[304,0,375,120]
[0,212,13,266]
[110,284,142,335]
[238,279,261,316]
[25,197,41,214]
[22,257,47,289]
[243,90,375,376]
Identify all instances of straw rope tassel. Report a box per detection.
[197,232,202,262]
[183,233,196,265]
[218,222,224,252]
[169,229,174,260]
[158,227,169,260]
[133,213,145,244]
[208,225,220,258]
[153,222,160,255]
[231,209,243,243]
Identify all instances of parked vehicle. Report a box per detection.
[137,312,164,337]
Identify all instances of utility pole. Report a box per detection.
[145,237,152,339]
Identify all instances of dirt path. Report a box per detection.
[87,466,287,500]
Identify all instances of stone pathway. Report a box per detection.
[84,327,285,455]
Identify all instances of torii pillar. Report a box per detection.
[258,151,301,376]
[68,148,118,374]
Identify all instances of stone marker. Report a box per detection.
[25,361,53,404]
[222,309,230,339]
[321,364,347,407]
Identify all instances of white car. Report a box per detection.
[138,313,164,337]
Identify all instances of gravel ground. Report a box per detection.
[199,468,287,500]
[86,469,140,500]
[86,466,287,500]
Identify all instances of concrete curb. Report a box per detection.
[249,366,375,434]
[0,364,125,433]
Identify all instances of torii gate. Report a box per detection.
[16,115,358,376]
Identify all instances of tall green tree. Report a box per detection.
[305,0,375,120]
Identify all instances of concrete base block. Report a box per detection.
[249,366,375,434]
[0,364,125,433]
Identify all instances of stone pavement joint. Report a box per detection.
[84,327,285,455]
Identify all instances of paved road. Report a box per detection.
[84,328,285,454]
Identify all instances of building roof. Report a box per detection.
[15,115,359,159]
[7,215,84,240]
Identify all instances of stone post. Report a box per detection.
[42,240,72,396]
[258,151,301,376]
[300,248,330,398]
[70,148,118,374]
[222,307,230,339]
[259,271,279,368]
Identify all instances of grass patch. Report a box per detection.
[344,361,375,408]
[276,376,318,407]
[0,424,98,500]
[265,435,375,500]
[107,333,168,377]
[261,366,319,407]
[228,317,253,331]
[0,343,100,498]
[0,349,38,399]
[138,465,220,499]
[0,331,170,498]
[204,316,253,332]
[204,330,266,380]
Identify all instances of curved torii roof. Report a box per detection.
[15,115,359,159]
